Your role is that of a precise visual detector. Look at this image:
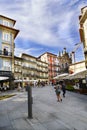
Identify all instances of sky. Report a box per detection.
[0,0,87,62]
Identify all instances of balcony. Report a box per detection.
[23,58,36,64]
[58,67,69,73]
[0,71,14,79]
[0,50,12,56]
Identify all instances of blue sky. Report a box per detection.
[0,0,87,62]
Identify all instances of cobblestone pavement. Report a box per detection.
[0,86,87,130]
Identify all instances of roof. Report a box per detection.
[38,52,57,58]
[81,6,87,12]
[36,59,48,64]
[0,24,19,38]
[22,53,36,59]
[14,56,22,60]
[21,53,48,64]
[0,15,16,25]
[80,8,87,23]
[70,60,85,66]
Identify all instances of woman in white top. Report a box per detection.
[55,82,62,102]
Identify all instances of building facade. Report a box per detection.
[57,48,72,73]
[38,52,59,83]
[36,59,48,82]
[14,53,48,87]
[22,53,37,83]
[14,56,22,88]
[69,60,86,74]
[0,15,19,90]
[79,6,87,68]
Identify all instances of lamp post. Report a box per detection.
[71,42,82,63]
[26,85,33,119]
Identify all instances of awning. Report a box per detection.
[14,79,38,83]
[0,77,9,81]
[53,73,69,80]
[64,69,87,80]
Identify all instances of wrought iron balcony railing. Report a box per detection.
[0,50,12,56]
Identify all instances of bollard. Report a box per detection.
[26,85,33,119]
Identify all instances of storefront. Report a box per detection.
[0,71,14,91]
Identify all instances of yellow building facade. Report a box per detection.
[79,6,87,68]
[0,15,19,90]
[14,53,48,87]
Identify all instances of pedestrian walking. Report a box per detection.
[54,82,62,102]
[61,82,66,98]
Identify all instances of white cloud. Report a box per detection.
[14,47,43,57]
[0,0,86,60]
[0,1,77,44]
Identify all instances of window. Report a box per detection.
[3,20,10,27]
[3,60,10,67]
[3,60,11,71]
[19,61,21,65]
[15,60,17,64]
[3,32,10,41]
[15,67,18,72]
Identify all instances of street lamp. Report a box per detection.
[71,42,82,63]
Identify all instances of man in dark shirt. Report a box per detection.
[62,82,66,97]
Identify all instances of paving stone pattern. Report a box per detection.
[0,86,87,130]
